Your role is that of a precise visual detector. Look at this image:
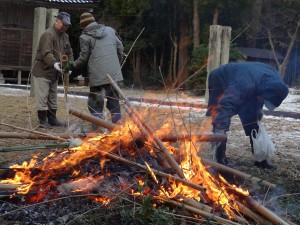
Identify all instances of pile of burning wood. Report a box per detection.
[0,76,292,225]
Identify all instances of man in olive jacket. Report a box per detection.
[32,12,74,128]
[71,12,124,130]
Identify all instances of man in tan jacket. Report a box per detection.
[31,12,74,128]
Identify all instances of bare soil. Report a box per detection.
[0,86,299,224]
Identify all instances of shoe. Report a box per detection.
[254,160,275,169]
[37,110,52,129]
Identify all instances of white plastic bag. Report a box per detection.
[251,121,276,162]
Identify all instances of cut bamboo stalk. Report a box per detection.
[181,197,212,213]
[0,122,67,142]
[106,74,185,179]
[245,196,289,225]
[0,183,23,190]
[0,143,70,152]
[234,200,272,225]
[160,133,227,142]
[68,107,117,131]
[155,197,241,225]
[201,158,276,188]
[92,147,206,192]
[0,132,85,140]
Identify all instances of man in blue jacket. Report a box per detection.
[206,62,289,169]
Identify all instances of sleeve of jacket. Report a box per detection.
[39,32,57,66]
[212,82,242,132]
[116,34,124,61]
[65,34,74,61]
[73,35,91,69]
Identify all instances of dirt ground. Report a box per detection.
[0,86,299,224]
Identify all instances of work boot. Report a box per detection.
[254,160,275,170]
[47,109,66,127]
[213,141,230,166]
[37,110,52,129]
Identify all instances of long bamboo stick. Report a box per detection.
[68,107,117,131]
[245,197,289,225]
[0,132,85,140]
[160,133,227,142]
[0,122,67,142]
[0,143,70,152]
[155,197,241,225]
[234,200,272,225]
[201,158,276,188]
[106,74,185,179]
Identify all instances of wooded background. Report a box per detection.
[68,0,300,92]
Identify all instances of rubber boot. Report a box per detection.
[213,141,229,166]
[47,109,65,127]
[38,110,52,129]
[91,112,104,131]
[254,160,275,169]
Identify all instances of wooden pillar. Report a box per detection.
[30,7,47,97]
[47,8,59,29]
[17,71,22,85]
[205,25,231,102]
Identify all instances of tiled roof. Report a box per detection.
[237,47,283,61]
[47,0,94,3]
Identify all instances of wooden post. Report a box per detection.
[205,25,231,102]
[17,71,22,85]
[30,7,47,97]
[46,8,59,29]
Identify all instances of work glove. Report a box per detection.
[258,109,264,121]
[54,62,62,72]
[64,61,73,72]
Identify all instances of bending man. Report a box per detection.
[206,62,289,169]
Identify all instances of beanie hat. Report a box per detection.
[80,12,96,29]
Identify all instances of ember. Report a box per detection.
[0,79,291,225]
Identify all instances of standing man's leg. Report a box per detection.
[105,84,121,124]
[88,86,105,130]
[47,79,65,126]
[33,76,52,128]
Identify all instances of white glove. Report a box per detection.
[54,62,62,72]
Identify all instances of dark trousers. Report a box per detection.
[88,84,121,124]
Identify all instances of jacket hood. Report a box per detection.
[82,22,106,39]
[258,74,289,107]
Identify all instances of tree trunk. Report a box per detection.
[131,51,142,87]
[193,0,200,48]
[247,0,262,47]
[267,20,300,80]
[213,7,220,25]
[177,12,189,87]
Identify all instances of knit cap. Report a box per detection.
[80,12,96,29]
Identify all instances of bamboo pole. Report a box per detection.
[181,197,212,213]
[68,107,117,131]
[93,147,206,193]
[160,133,227,142]
[0,132,85,140]
[155,197,241,225]
[0,143,70,152]
[201,158,276,188]
[234,200,272,225]
[0,122,67,142]
[61,54,69,101]
[0,184,23,190]
[245,197,289,225]
[106,74,185,179]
